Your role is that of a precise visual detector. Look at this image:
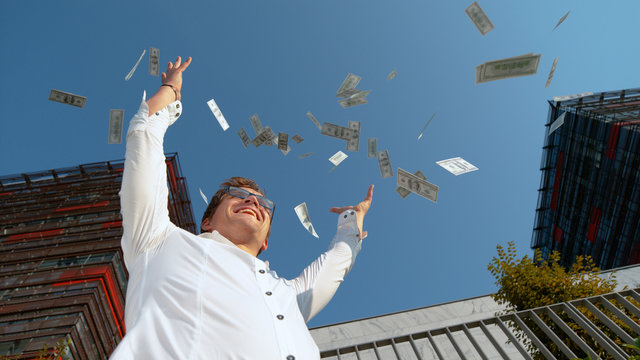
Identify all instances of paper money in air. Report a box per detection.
[475,53,541,84]
[337,73,361,96]
[294,202,319,238]
[277,132,289,152]
[207,98,229,131]
[49,89,87,108]
[387,70,397,81]
[396,170,426,199]
[377,150,393,179]
[249,114,263,136]
[149,47,160,76]
[418,111,437,140]
[306,111,322,131]
[291,134,304,144]
[199,188,209,205]
[548,112,566,136]
[367,138,377,158]
[237,128,251,148]
[553,10,570,30]
[545,57,558,88]
[436,157,478,176]
[108,109,124,144]
[329,151,348,166]
[553,92,593,103]
[125,49,146,81]
[346,121,361,152]
[397,168,438,203]
[465,2,494,36]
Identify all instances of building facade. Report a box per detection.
[0,154,195,359]
[532,88,640,270]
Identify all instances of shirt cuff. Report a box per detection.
[128,91,183,136]
[332,209,363,251]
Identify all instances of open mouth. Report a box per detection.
[237,208,259,220]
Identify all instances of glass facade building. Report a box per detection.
[0,154,195,359]
[532,88,640,270]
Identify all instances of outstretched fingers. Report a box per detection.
[179,56,192,71]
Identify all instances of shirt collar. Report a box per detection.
[198,231,268,270]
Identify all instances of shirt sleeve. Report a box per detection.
[292,209,363,323]
[119,91,182,268]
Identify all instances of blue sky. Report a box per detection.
[2,1,639,328]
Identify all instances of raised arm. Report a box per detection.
[119,56,192,268]
[293,185,374,322]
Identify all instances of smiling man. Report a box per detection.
[110,56,374,360]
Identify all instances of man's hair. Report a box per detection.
[200,177,273,243]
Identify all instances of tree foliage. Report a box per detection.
[486,241,639,359]
[488,241,616,313]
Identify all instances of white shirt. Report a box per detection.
[110,93,363,360]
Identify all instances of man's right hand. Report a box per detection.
[147,56,192,115]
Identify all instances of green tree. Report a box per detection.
[487,241,632,359]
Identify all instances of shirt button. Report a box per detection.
[259,270,265,274]
[265,291,272,296]
[176,103,180,108]
[350,211,355,215]
[277,314,284,320]
[287,356,295,360]
[155,112,160,116]
[344,214,347,219]
[175,112,180,117]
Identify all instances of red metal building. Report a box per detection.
[0,154,195,359]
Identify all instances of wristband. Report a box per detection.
[161,83,180,101]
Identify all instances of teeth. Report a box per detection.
[239,209,257,218]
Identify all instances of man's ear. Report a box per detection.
[201,217,212,232]
[261,236,269,252]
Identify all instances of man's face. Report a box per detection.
[201,187,272,254]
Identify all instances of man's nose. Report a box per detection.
[244,195,260,207]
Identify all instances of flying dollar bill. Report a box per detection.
[338,96,368,108]
[298,152,314,159]
[465,2,494,36]
[49,89,87,108]
[387,70,397,81]
[475,53,541,84]
[548,112,566,136]
[396,170,426,199]
[336,89,363,98]
[199,188,209,205]
[306,111,322,131]
[149,47,160,76]
[249,114,263,136]
[277,132,289,151]
[545,57,558,88]
[553,91,593,103]
[346,121,360,152]
[329,151,348,166]
[436,157,478,176]
[251,126,276,147]
[237,128,251,148]
[418,111,437,140]
[553,10,570,30]
[108,109,124,144]
[294,202,319,238]
[367,138,377,158]
[337,73,361,96]
[125,49,146,81]
[207,98,229,131]
[397,168,438,203]
[291,134,304,144]
[322,122,354,140]
[377,150,393,178]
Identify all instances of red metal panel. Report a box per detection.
[553,224,564,244]
[587,207,602,243]
[550,152,565,211]
[605,123,621,159]
[54,200,110,212]
[5,229,64,244]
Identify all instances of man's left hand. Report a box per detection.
[329,185,374,238]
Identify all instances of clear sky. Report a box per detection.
[2,1,639,328]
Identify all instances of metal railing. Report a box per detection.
[320,288,640,360]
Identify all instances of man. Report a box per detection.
[110,56,374,359]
